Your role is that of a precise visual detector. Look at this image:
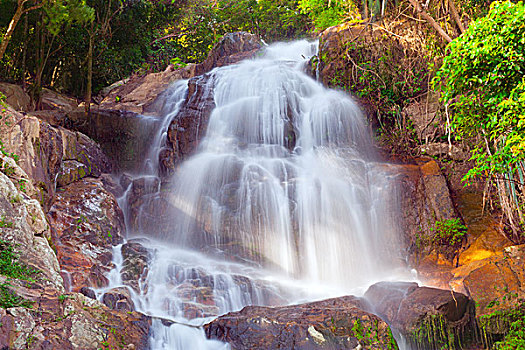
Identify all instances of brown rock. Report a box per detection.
[402,99,442,143]
[165,74,216,172]
[0,292,150,350]
[0,170,64,291]
[48,178,124,291]
[103,287,136,312]
[64,108,155,171]
[391,160,463,270]
[196,32,263,75]
[451,245,525,316]
[205,296,397,349]
[364,281,476,349]
[40,88,78,112]
[420,142,469,161]
[0,82,32,111]
[1,108,112,207]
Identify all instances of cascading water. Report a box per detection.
[104,39,413,349]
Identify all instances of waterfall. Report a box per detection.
[107,39,411,349]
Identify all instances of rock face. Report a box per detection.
[1,102,150,349]
[0,168,63,291]
[364,282,476,349]
[1,107,111,208]
[205,296,398,349]
[164,74,216,174]
[99,31,263,115]
[451,245,525,316]
[196,32,263,75]
[390,160,464,272]
[64,108,154,171]
[0,292,150,350]
[47,177,125,291]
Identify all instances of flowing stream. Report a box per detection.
[103,40,413,349]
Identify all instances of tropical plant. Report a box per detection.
[433,0,525,238]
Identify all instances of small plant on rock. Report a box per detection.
[431,218,467,247]
[0,240,40,281]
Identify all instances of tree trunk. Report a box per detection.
[448,0,465,34]
[0,0,27,62]
[22,13,28,89]
[85,26,94,131]
[34,10,45,110]
[408,0,453,43]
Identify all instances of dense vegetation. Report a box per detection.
[0,0,310,103]
[435,0,525,237]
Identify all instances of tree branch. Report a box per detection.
[408,0,453,43]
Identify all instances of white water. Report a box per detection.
[104,40,413,349]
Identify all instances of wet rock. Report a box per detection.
[121,240,153,293]
[56,160,90,187]
[48,178,124,291]
[103,287,136,312]
[165,74,216,173]
[196,32,262,75]
[123,176,164,234]
[119,173,133,190]
[364,281,476,349]
[205,295,397,349]
[79,286,96,299]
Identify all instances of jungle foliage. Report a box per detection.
[434,1,525,237]
[0,0,310,100]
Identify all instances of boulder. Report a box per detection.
[0,82,32,111]
[205,296,398,349]
[47,178,125,291]
[196,32,263,75]
[0,292,150,350]
[364,281,476,349]
[102,287,136,312]
[120,240,153,293]
[451,245,525,316]
[40,88,78,112]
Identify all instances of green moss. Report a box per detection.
[479,301,525,349]
[411,314,461,350]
